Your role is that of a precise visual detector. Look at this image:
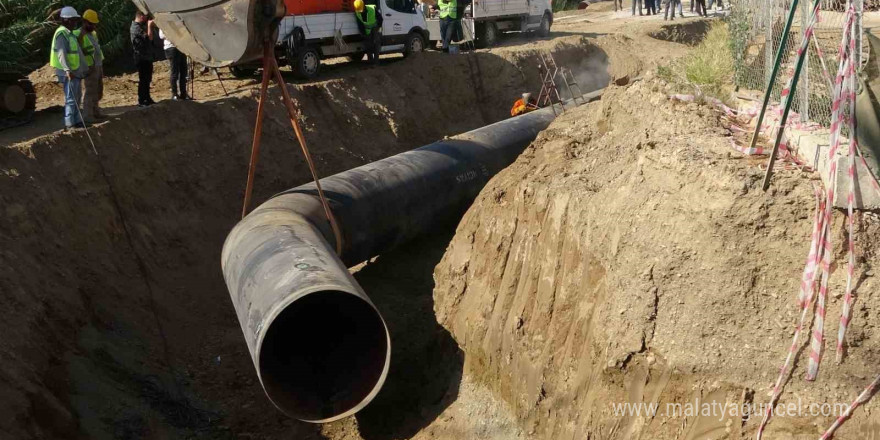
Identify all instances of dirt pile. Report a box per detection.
[0,34,620,439]
[432,76,880,439]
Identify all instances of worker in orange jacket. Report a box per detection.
[511,93,536,116]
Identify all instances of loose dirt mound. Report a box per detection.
[433,77,880,439]
[1,35,620,439]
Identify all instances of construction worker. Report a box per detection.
[438,0,457,52]
[75,9,105,122]
[131,10,156,106]
[510,93,536,116]
[354,0,383,65]
[50,6,88,130]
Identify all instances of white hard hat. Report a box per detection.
[59,6,80,19]
[522,92,531,102]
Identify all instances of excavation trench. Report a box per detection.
[0,37,616,439]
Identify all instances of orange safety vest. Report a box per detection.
[511,98,536,116]
[511,99,526,116]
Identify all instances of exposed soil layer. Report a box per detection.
[0,35,623,440]
[432,75,880,439]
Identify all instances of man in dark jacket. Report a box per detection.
[130,10,155,106]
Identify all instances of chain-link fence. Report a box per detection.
[728,0,872,127]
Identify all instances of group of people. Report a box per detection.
[355,0,462,59]
[129,10,192,107]
[613,0,723,19]
[50,6,104,130]
[51,6,192,131]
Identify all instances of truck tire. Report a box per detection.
[403,32,426,57]
[293,47,321,80]
[229,65,257,78]
[476,22,498,48]
[538,13,551,37]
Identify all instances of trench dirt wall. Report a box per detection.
[432,78,880,439]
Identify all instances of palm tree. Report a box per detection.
[0,0,135,74]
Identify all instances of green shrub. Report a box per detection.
[0,0,136,74]
[659,21,735,105]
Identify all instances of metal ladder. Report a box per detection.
[560,67,586,105]
[536,52,565,115]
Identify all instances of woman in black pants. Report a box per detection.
[159,28,190,100]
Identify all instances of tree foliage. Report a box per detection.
[0,0,136,74]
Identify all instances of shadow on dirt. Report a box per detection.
[352,227,464,440]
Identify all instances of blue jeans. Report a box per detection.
[58,74,83,127]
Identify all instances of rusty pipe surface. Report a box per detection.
[221,89,604,423]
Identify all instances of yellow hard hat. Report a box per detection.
[354,0,365,12]
[83,9,99,24]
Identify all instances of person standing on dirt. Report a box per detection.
[159,28,191,100]
[438,0,458,52]
[645,0,657,15]
[354,0,383,65]
[631,0,643,16]
[74,9,105,123]
[613,0,623,12]
[131,10,156,107]
[663,0,680,19]
[51,6,88,130]
[706,0,722,11]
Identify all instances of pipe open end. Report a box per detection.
[258,290,390,423]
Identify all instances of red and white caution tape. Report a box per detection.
[819,374,880,439]
[754,2,880,437]
[755,185,825,440]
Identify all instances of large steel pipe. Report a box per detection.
[221,90,604,423]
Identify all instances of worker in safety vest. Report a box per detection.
[438,0,458,52]
[74,9,105,123]
[354,0,383,65]
[50,6,88,130]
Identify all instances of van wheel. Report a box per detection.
[293,47,321,79]
[403,32,426,57]
[348,52,366,62]
[538,13,551,37]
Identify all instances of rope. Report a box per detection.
[65,80,182,395]
[269,55,344,256]
[240,49,343,256]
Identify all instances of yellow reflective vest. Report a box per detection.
[49,25,81,71]
[438,0,458,19]
[74,29,101,67]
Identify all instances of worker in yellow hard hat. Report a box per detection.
[354,0,383,65]
[74,9,105,122]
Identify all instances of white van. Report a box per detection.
[268,0,430,78]
[424,0,553,48]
